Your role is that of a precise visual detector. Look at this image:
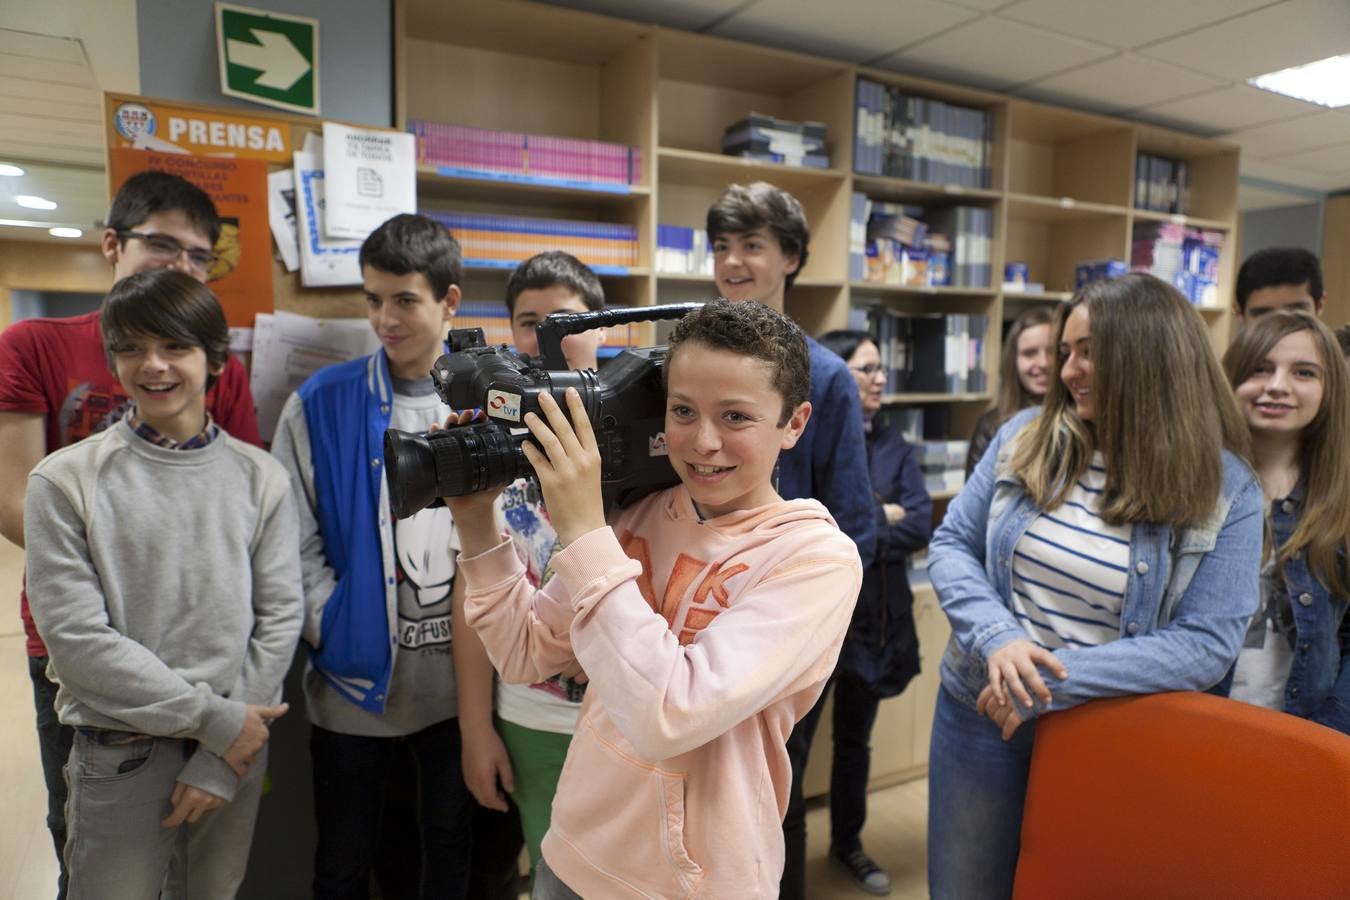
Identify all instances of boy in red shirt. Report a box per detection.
[0,170,261,899]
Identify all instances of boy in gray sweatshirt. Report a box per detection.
[24,269,303,899]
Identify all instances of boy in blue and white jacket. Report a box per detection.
[271,214,476,898]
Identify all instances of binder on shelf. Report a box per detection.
[855,79,992,188]
[869,307,988,394]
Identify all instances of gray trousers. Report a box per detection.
[533,857,583,900]
[64,731,265,900]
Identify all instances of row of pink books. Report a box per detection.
[408,119,643,187]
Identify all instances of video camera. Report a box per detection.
[384,303,703,519]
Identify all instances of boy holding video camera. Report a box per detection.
[443,299,863,898]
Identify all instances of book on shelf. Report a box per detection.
[1131,222,1223,306]
[424,211,639,271]
[860,199,992,288]
[721,113,829,169]
[656,224,714,277]
[1074,259,1127,289]
[869,307,989,394]
[1135,152,1191,215]
[854,78,992,188]
[408,119,643,188]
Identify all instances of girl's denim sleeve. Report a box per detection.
[928,412,1031,660]
[1311,611,1350,736]
[1042,469,1265,716]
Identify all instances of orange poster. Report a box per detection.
[106,95,294,163]
[110,148,273,328]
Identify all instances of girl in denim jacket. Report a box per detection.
[926,274,1264,899]
[1223,311,1350,735]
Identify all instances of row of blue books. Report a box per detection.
[655,224,714,276]
[854,78,993,188]
[1135,153,1193,215]
[869,307,990,395]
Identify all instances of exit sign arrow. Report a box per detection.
[216,2,320,116]
[227,29,310,91]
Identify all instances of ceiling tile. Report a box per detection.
[1237,181,1324,211]
[1140,85,1325,134]
[1138,0,1350,81]
[0,28,85,64]
[1241,157,1350,192]
[872,16,1113,90]
[1222,110,1350,159]
[1264,140,1350,175]
[997,0,1272,50]
[537,0,742,31]
[710,0,976,63]
[941,0,1015,10]
[1018,54,1226,115]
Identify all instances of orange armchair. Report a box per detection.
[1013,692,1350,898]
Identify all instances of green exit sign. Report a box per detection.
[216,2,319,116]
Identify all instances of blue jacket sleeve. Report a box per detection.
[927,412,1032,660]
[814,365,876,569]
[1311,608,1350,736]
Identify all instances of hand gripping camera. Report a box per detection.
[383,303,703,520]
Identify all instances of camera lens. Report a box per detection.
[384,422,528,519]
[384,429,440,520]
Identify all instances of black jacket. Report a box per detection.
[839,424,933,696]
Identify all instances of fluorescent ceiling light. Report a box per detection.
[49,227,83,238]
[0,218,81,229]
[15,194,58,210]
[0,163,23,177]
[1248,54,1350,108]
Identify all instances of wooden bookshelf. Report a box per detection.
[395,0,1242,787]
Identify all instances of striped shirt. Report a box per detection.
[1010,456,1132,649]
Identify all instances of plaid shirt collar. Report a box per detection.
[125,406,219,450]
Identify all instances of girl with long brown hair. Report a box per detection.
[926,273,1264,898]
[1223,311,1350,734]
[965,306,1056,477]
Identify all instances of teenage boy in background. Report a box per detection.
[705,181,876,899]
[1234,247,1327,323]
[457,251,607,886]
[0,170,261,899]
[271,214,476,898]
[25,269,300,898]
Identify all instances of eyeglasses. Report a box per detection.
[850,362,886,377]
[118,230,219,274]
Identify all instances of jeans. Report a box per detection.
[927,686,1037,900]
[64,732,265,900]
[828,671,884,854]
[531,857,582,900]
[310,719,474,900]
[779,678,832,900]
[30,655,73,900]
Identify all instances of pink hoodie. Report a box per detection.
[463,485,862,898]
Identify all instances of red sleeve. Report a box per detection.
[208,354,263,447]
[0,321,51,414]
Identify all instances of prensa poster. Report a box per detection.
[109,148,273,328]
[321,122,416,240]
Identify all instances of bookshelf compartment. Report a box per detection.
[1134,125,1240,224]
[1006,101,1134,208]
[1004,212,1129,296]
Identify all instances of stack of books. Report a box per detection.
[870,307,989,394]
[721,113,828,168]
[854,79,993,187]
[655,224,714,276]
[1131,222,1224,306]
[1074,259,1127,289]
[408,119,643,189]
[1135,153,1192,215]
[425,211,639,274]
[859,199,993,288]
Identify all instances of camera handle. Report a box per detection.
[535,302,704,369]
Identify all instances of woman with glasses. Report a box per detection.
[817,330,933,896]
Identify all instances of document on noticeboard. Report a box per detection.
[268,168,301,272]
[293,150,362,287]
[321,122,416,241]
[249,310,381,442]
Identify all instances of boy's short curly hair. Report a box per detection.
[666,299,810,426]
